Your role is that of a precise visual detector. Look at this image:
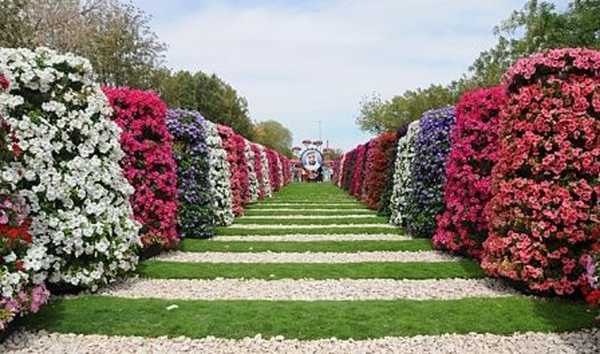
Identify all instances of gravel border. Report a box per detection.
[96,278,516,301]
[210,235,412,242]
[4,329,599,354]
[153,250,457,263]
[224,224,395,229]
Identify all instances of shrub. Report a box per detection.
[217,125,247,216]
[166,109,213,238]
[257,145,272,198]
[244,140,260,203]
[482,48,600,295]
[266,149,281,192]
[103,88,179,249]
[434,87,507,258]
[350,144,368,198]
[404,107,455,237]
[0,47,140,289]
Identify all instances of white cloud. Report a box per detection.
[140,0,552,150]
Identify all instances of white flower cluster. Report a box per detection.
[0,47,141,290]
[257,145,272,198]
[202,120,235,226]
[244,140,259,203]
[389,120,420,226]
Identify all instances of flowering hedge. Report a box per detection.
[244,140,260,203]
[166,109,213,238]
[266,149,281,192]
[341,149,357,191]
[0,75,49,330]
[481,48,600,296]
[378,125,407,217]
[363,132,398,210]
[203,120,234,226]
[389,121,421,226]
[350,144,368,198]
[103,88,179,249]
[257,145,272,198]
[218,125,245,216]
[0,47,140,290]
[403,107,455,237]
[433,87,506,258]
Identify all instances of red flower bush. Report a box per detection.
[103,87,179,249]
[266,149,281,192]
[433,87,507,258]
[363,132,398,210]
[251,144,266,199]
[217,125,249,216]
[350,144,368,197]
[481,48,600,296]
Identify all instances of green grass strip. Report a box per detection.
[180,239,432,253]
[22,296,597,340]
[244,210,377,216]
[138,260,484,280]
[234,217,389,225]
[248,204,369,210]
[215,226,404,236]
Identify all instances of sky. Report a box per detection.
[134,0,568,150]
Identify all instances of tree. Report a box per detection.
[152,69,256,139]
[323,148,343,161]
[0,0,166,88]
[254,120,293,157]
[356,85,456,134]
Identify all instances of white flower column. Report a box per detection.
[0,47,140,290]
[389,120,420,226]
[244,139,259,203]
[258,145,272,198]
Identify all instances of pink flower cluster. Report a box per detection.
[217,125,249,216]
[433,87,507,258]
[482,48,600,296]
[103,87,179,249]
[363,132,398,209]
[266,149,282,192]
[350,144,368,197]
[251,144,266,199]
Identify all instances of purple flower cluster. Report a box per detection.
[405,107,456,237]
[166,109,213,238]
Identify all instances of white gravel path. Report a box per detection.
[154,251,457,263]
[246,208,371,212]
[240,215,379,219]
[257,203,362,206]
[225,224,395,229]
[210,234,411,242]
[96,278,517,301]
[4,330,599,354]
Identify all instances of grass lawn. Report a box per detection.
[215,226,405,236]
[180,239,432,253]
[138,260,485,280]
[244,209,376,216]
[22,296,597,340]
[234,217,389,225]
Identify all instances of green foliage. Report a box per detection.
[153,69,256,139]
[253,120,293,157]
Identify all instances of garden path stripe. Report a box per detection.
[209,235,412,242]
[239,215,380,219]
[96,278,517,301]
[4,329,598,354]
[223,224,395,229]
[154,251,459,263]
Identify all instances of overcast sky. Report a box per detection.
[135,0,568,150]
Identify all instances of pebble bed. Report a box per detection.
[154,250,457,263]
[96,278,517,301]
[210,234,412,242]
[225,224,395,229]
[3,330,599,354]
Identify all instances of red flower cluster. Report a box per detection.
[251,144,266,199]
[281,156,292,184]
[350,144,368,197]
[481,48,600,296]
[103,87,179,249]
[433,87,507,258]
[217,125,249,216]
[363,132,398,209]
[266,149,281,192]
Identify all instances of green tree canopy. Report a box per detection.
[254,120,293,157]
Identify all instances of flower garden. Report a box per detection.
[0,47,599,352]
